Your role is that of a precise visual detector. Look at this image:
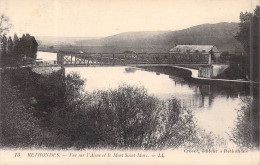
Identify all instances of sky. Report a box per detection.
[0,0,259,37]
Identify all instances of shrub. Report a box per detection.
[0,78,43,147]
[231,97,259,149]
[184,129,227,150]
[50,84,196,149]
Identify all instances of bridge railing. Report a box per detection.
[57,52,211,66]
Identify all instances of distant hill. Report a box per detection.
[36,36,100,46]
[75,22,243,52]
[75,31,169,47]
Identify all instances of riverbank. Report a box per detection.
[138,65,258,97]
[139,65,258,85]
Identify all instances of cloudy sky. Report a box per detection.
[0,0,259,37]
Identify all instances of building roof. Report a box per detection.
[169,45,219,53]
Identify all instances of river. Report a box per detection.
[37,51,248,147]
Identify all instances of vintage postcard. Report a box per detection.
[0,0,259,164]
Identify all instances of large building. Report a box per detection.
[169,45,220,62]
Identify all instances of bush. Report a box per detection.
[184,129,227,150]
[231,97,259,149]
[0,78,43,147]
[50,84,196,149]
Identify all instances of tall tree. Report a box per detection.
[13,33,19,55]
[234,6,259,81]
[7,36,13,54]
[1,35,7,56]
[17,33,38,59]
[30,36,38,59]
[0,14,12,66]
[234,5,260,149]
[0,14,12,37]
[19,34,27,57]
[25,33,32,57]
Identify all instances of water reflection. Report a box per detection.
[167,74,249,110]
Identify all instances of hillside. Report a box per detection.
[75,31,169,47]
[36,36,99,46]
[74,22,243,52]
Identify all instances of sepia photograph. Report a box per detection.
[0,0,259,164]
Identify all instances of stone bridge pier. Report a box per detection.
[198,65,213,78]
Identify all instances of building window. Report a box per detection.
[202,50,206,53]
[186,49,190,53]
[195,50,199,53]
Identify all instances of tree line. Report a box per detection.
[1,33,38,66]
[234,5,259,149]
[234,6,259,82]
[217,6,259,82]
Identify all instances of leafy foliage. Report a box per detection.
[1,33,39,67]
[0,14,12,37]
[234,6,259,81]
[0,77,43,147]
[50,84,196,149]
[1,68,67,118]
[232,97,259,149]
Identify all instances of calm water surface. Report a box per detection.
[38,51,247,147]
